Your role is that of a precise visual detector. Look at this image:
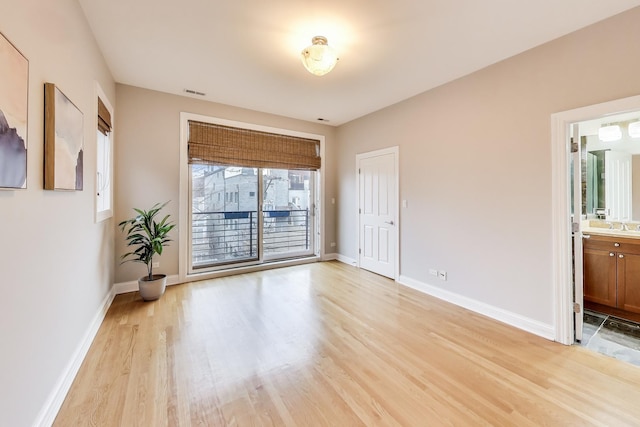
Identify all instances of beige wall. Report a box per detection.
[336,7,640,326]
[114,85,337,283]
[0,0,116,425]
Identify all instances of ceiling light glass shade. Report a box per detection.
[301,36,338,76]
[628,121,640,138]
[598,124,622,142]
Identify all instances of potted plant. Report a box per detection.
[119,201,176,301]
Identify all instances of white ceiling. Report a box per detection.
[78,0,640,126]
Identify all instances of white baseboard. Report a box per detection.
[33,288,116,427]
[336,254,357,266]
[397,275,555,341]
[322,252,337,261]
[113,274,181,295]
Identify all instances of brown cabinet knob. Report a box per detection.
[619,254,625,258]
[614,243,621,247]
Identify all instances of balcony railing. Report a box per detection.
[191,209,310,267]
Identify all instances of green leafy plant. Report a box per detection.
[118,202,176,280]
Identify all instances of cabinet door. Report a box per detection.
[617,252,640,314]
[583,247,617,307]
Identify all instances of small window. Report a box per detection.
[96,85,113,222]
[249,191,255,197]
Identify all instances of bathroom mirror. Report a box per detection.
[581,113,640,222]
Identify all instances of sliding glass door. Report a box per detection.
[185,118,321,274]
[191,165,259,268]
[262,169,314,260]
[190,165,315,271]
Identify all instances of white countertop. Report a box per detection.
[582,227,640,240]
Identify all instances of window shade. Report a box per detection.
[98,97,112,135]
[188,120,321,170]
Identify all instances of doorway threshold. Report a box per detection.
[186,255,320,282]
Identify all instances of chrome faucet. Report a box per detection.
[606,222,614,229]
[621,223,630,231]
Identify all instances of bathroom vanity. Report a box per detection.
[583,231,640,317]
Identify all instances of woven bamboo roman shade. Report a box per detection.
[98,97,112,135]
[188,121,321,170]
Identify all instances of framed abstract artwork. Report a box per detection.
[0,31,29,189]
[44,83,84,191]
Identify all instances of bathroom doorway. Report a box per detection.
[552,94,640,366]
[574,111,640,365]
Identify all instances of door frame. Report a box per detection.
[571,123,584,342]
[552,94,640,345]
[355,146,400,280]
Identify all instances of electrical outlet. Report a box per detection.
[152,262,160,268]
[438,271,447,281]
[429,269,438,276]
[330,242,336,247]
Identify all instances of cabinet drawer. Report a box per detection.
[583,234,640,255]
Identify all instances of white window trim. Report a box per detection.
[178,112,326,282]
[95,83,114,223]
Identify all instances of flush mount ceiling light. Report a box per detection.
[598,124,622,142]
[629,121,640,138]
[301,36,339,76]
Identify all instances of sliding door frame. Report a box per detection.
[179,112,325,282]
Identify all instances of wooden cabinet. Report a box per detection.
[618,252,640,313]
[583,246,617,307]
[583,234,640,314]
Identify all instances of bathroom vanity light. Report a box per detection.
[628,121,640,139]
[598,124,622,142]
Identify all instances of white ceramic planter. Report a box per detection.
[138,274,167,301]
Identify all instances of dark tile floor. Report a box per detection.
[580,310,640,366]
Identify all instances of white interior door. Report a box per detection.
[572,125,584,342]
[605,150,632,221]
[357,148,397,279]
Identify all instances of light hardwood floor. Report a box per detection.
[55,261,640,426]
